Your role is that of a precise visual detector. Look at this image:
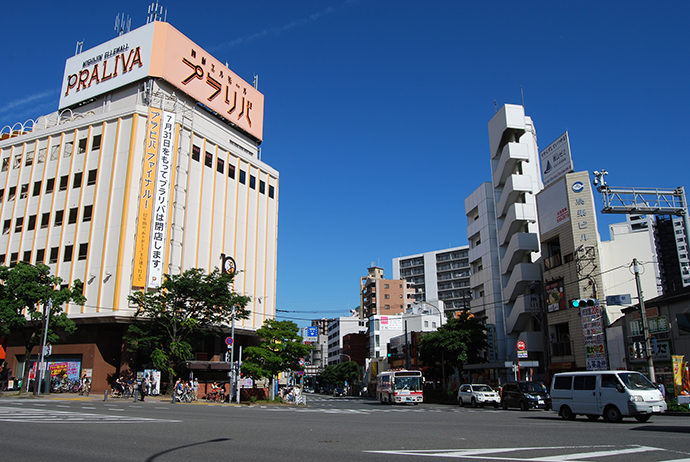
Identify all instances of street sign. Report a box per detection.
[516,340,526,351]
[517,350,528,359]
[225,337,234,346]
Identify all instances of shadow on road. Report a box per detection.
[145,438,230,461]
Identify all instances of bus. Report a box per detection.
[377,370,423,404]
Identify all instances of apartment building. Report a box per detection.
[392,246,471,316]
[359,266,416,319]
[464,104,544,380]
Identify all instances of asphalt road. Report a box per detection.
[0,393,689,462]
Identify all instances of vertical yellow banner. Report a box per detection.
[132,107,162,287]
[672,355,684,396]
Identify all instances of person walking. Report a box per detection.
[193,378,199,401]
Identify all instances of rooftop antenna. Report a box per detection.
[114,13,131,36]
[521,86,525,108]
[75,40,84,56]
[252,74,259,90]
[147,1,168,23]
[494,100,498,113]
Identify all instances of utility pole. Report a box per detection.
[633,258,655,383]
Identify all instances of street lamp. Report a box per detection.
[340,354,351,363]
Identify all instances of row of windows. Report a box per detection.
[1,135,102,172]
[0,169,98,202]
[191,145,275,199]
[2,205,93,234]
[0,242,89,266]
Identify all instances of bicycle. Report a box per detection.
[78,382,91,396]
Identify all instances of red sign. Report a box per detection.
[517,340,526,351]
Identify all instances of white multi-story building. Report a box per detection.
[327,316,367,365]
[392,246,471,315]
[465,104,543,378]
[1,20,278,392]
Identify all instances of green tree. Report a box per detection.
[0,262,85,393]
[242,319,312,397]
[318,361,360,387]
[419,312,488,387]
[126,268,249,392]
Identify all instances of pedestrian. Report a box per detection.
[139,375,148,401]
[657,381,666,399]
[193,378,199,401]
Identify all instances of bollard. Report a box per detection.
[134,389,138,402]
[171,392,175,404]
[104,389,108,402]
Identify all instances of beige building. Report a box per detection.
[360,266,416,319]
[0,20,278,392]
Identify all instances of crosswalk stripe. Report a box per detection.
[0,406,180,424]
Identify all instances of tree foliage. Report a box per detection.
[0,262,86,392]
[241,319,312,381]
[318,361,360,386]
[126,268,249,389]
[419,312,488,380]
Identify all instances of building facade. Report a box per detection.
[0,21,278,392]
[359,266,416,319]
[464,104,543,381]
[392,245,471,316]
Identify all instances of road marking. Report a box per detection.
[366,445,669,461]
[0,406,181,424]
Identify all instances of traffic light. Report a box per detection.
[569,299,599,309]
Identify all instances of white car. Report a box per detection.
[457,383,501,408]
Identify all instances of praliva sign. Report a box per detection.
[59,22,264,142]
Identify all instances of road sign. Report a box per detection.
[299,358,305,366]
[516,340,526,351]
[225,337,234,346]
[517,350,528,359]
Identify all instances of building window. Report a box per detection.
[15,217,23,232]
[1,158,8,171]
[216,158,224,174]
[68,208,78,225]
[45,178,55,194]
[10,253,18,267]
[35,248,45,263]
[59,175,69,191]
[27,215,36,231]
[269,185,275,199]
[0,189,3,201]
[33,181,42,196]
[228,164,235,179]
[91,134,102,151]
[49,247,59,264]
[3,219,10,234]
[54,210,64,227]
[23,250,31,262]
[73,172,83,188]
[0,255,5,265]
[25,150,33,166]
[50,145,60,161]
[64,141,73,158]
[77,138,87,154]
[41,213,50,228]
[78,243,88,261]
[13,155,21,169]
[7,186,16,201]
[87,169,97,186]
[259,180,265,194]
[385,294,390,299]
[384,284,389,289]
[63,245,73,262]
[83,205,93,222]
[205,152,213,168]
[20,183,28,199]
[239,169,246,184]
[37,147,46,164]
[250,175,256,190]
[192,145,201,162]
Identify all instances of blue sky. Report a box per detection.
[1,1,688,327]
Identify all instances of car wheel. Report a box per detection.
[635,415,651,423]
[604,405,622,423]
[502,400,508,410]
[586,414,599,421]
[519,400,528,411]
[471,398,477,408]
[560,405,575,421]
[458,397,464,407]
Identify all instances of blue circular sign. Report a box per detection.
[572,181,584,192]
[225,337,234,346]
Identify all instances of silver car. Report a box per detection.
[457,383,501,408]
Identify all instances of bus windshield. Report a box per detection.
[394,376,422,391]
[618,372,656,390]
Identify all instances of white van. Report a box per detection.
[550,371,666,423]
